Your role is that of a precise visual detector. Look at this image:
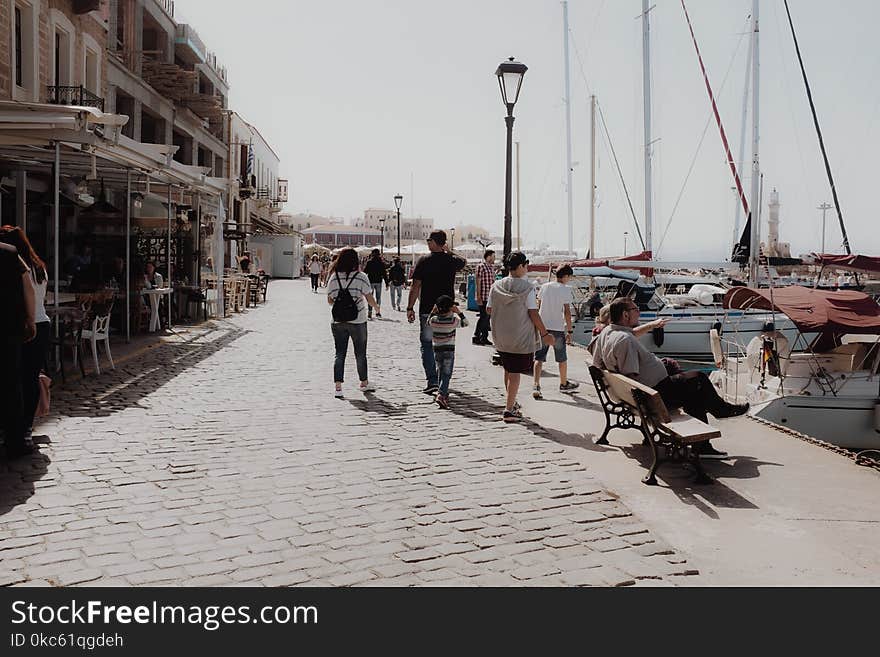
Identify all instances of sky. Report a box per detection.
[176,0,880,260]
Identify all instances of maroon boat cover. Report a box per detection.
[723,285,880,335]
[809,253,880,273]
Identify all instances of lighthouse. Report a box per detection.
[765,188,792,259]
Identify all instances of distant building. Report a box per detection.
[302,225,381,249]
[280,213,345,233]
[354,209,434,245]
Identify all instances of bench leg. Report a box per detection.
[641,430,661,486]
[688,449,714,485]
[596,416,612,445]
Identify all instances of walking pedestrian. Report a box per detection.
[363,249,388,319]
[487,252,555,423]
[428,294,468,409]
[532,264,579,399]
[0,227,51,445]
[388,257,407,311]
[406,230,466,394]
[473,249,496,346]
[308,254,322,293]
[0,240,37,459]
[326,247,381,398]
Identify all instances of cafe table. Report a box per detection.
[142,287,173,332]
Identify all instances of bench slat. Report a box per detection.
[664,412,721,442]
[603,371,671,424]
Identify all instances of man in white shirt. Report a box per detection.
[533,265,579,398]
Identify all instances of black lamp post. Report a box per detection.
[495,56,528,261]
[394,194,403,258]
[379,216,386,255]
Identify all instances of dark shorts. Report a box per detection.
[498,351,535,374]
[535,330,567,363]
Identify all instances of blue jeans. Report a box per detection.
[369,283,382,317]
[390,284,403,309]
[434,349,455,396]
[419,314,438,387]
[331,322,368,383]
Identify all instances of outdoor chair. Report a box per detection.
[77,297,115,375]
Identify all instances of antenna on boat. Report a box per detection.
[589,94,597,260]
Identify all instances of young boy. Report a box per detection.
[487,252,555,423]
[533,264,579,399]
[428,295,468,409]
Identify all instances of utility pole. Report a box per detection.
[562,1,574,254]
[817,201,832,253]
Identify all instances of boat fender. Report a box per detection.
[712,321,723,337]
[652,326,664,347]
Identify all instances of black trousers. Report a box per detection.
[310,273,319,291]
[655,372,728,423]
[0,336,26,451]
[474,303,490,341]
[21,321,51,431]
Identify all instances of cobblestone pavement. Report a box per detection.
[0,279,698,586]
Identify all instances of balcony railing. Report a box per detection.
[47,85,105,112]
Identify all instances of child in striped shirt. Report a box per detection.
[428,294,468,409]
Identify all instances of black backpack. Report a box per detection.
[331,272,360,322]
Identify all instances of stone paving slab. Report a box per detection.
[0,279,696,586]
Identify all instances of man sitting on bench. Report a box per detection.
[591,297,748,459]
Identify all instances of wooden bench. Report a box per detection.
[588,365,721,485]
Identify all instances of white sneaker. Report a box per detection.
[360,382,376,392]
[334,388,344,398]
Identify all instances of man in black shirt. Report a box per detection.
[407,230,466,393]
[1,242,37,459]
[363,249,389,319]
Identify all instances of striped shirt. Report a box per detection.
[475,261,496,304]
[429,312,461,351]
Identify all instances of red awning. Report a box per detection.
[808,253,880,274]
[723,285,880,335]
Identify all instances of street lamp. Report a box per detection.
[450,226,455,251]
[379,216,386,255]
[394,194,403,258]
[495,56,528,261]
[623,231,629,255]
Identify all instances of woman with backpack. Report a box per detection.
[326,247,381,398]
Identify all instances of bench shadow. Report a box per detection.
[0,451,51,519]
[535,395,604,413]
[40,324,250,420]
[617,443,764,514]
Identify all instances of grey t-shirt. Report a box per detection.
[591,324,668,388]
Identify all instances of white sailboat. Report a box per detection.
[571,0,797,362]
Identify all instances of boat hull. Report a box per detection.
[574,309,803,361]
[754,396,880,451]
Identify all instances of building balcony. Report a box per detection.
[46,85,105,112]
[175,24,206,64]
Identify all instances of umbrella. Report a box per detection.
[304,243,330,257]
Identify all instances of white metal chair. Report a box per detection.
[78,312,115,375]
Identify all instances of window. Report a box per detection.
[84,47,99,94]
[13,1,37,98]
[14,7,22,87]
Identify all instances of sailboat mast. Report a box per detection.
[563,1,574,255]
[748,0,761,285]
[589,94,597,259]
[734,22,753,248]
[642,0,653,253]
